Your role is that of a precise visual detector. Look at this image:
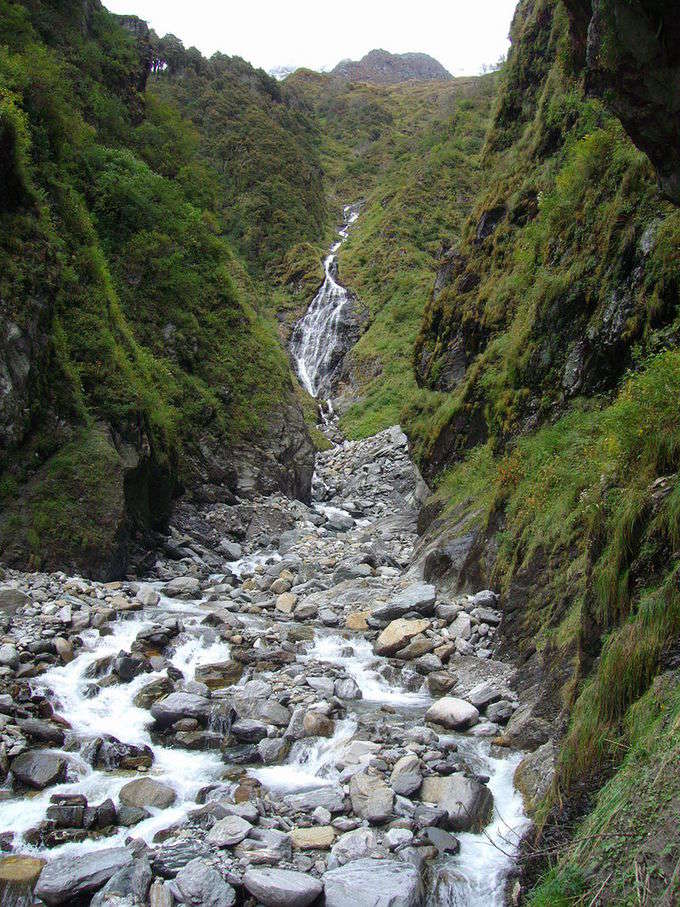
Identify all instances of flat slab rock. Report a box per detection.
[323,857,423,907]
[35,847,132,906]
[244,867,323,907]
[11,751,67,790]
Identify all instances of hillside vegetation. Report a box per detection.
[0,0,314,576]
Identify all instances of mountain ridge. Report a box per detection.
[330,48,453,84]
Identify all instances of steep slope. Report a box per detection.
[148,37,326,272]
[395,0,680,902]
[0,0,314,579]
[331,49,453,84]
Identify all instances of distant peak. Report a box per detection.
[330,49,452,85]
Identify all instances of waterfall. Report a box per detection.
[291,204,360,398]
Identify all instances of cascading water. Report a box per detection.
[291,203,360,398]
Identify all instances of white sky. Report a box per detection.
[103,0,517,76]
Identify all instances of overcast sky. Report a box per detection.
[103,0,517,76]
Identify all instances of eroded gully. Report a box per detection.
[0,206,529,907]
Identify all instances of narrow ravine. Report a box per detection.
[0,207,529,907]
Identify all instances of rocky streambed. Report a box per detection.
[0,424,534,906]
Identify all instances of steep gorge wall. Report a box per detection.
[0,0,316,579]
[408,1,680,901]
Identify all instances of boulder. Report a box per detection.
[275,593,296,614]
[90,858,152,907]
[231,718,268,743]
[168,858,235,907]
[327,828,380,869]
[194,661,242,689]
[349,773,394,823]
[161,577,201,600]
[419,774,493,832]
[119,778,176,810]
[371,583,436,623]
[334,677,362,700]
[133,676,173,709]
[151,692,212,728]
[285,785,345,814]
[136,585,161,607]
[244,867,323,907]
[390,754,422,796]
[0,588,30,613]
[207,815,252,847]
[11,751,67,790]
[323,858,423,907]
[374,619,431,656]
[35,848,133,905]
[0,644,19,669]
[425,697,479,730]
[234,828,292,865]
[303,711,335,738]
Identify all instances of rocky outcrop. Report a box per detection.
[564,0,680,204]
[331,50,452,85]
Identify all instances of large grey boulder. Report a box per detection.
[370,583,436,623]
[207,815,252,847]
[323,858,423,907]
[243,867,322,907]
[90,858,152,907]
[35,848,133,905]
[119,778,176,810]
[419,773,493,832]
[150,692,212,728]
[11,751,67,790]
[161,577,201,599]
[349,773,394,823]
[327,828,381,869]
[0,588,30,613]
[233,693,290,728]
[425,697,479,730]
[168,858,235,906]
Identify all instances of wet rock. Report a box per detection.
[349,772,394,823]
[113,653,151,683]
[149,879,173,907]
[207,814,252,847]
[258,737,289,764]
[244,867,323,907]
[0,644,19,669]
[426,697,479,730]
[88,736,154,771]
[419,774,493,832]
[424,827,460,854]
[133,676,173,709]
[11,751,67,790]
[374,618,431,656]
[16,719,65,746]
[119,778,176,810]
[486,700,515,724]
[303,711,335,738]
[323,857,423,907]
[35,847,133,905]
[151,692,212,728]
[390,754,422,796]
[168,858,236,906]
[233,694,290,728]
